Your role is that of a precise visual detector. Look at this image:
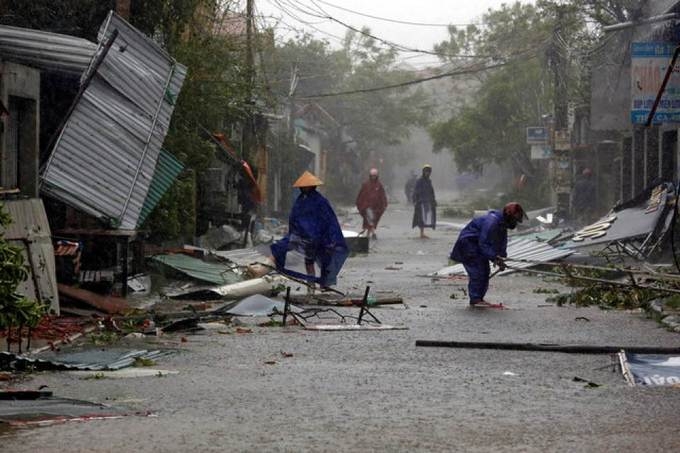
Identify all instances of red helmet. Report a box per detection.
[503,202,528,223]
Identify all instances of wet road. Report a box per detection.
[3,205,680,452]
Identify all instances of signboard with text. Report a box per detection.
[631,42,680,125]
[526,127,548,144]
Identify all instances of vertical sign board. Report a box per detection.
[631,42,680,124]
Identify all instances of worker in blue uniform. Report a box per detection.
[449,202,528,307]
[270,171,348,288]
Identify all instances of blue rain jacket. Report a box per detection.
[450,210,508,263]
[271,189,348,286]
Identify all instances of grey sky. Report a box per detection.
[256,0,523,67]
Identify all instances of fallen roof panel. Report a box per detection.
[41,11,186,229]
[0,349,171,371]
[432,238,574,277]
[0,24,96,74]
[151,254,243,286]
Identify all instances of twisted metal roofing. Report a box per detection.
[0,24,96,74]
[40,11,187,229]
[431,237,574,277]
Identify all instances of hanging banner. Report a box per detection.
[631,42,680,125]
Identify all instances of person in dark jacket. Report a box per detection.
[449,202,527,307]
[412,165,437,238]
[356,168,388,239]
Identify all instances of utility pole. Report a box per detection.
[285,64,299,210]
[288,64,299,145]
[549,5,572,219]
[243,0,255,163]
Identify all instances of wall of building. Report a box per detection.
[625,126,679,201]
[0,60,40,197]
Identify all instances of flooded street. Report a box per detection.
[3,206,680,452]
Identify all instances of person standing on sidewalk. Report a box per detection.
[356,168,388,240]
[412,164,437,238]
[449,202,527,307]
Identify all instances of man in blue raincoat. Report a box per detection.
[449,202,527,307]
[271,171,348,288]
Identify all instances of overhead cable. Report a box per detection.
[277,0,495,59]
[298,58,531,99]
[313,0,480,27]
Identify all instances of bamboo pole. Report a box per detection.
[505,265,680,295]
[415,340,680,354]
[503,257,680,281]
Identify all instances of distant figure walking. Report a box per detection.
[412,164,437,238]
[404,171,417,204]
[572,167,596,225]
[356,168,388,240]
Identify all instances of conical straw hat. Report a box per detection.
[293,170,323,187]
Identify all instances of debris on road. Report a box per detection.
[618,351,680,387]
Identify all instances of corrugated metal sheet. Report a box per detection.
[0,349,171,371]
[0,24,96,74]
[151,254,243,285]
[213,246,273,266]
[1,199,59,315]
[41,11,187,229]
[432,238,574,277]
[137,149,184,227]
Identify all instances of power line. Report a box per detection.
[298,56,536,99]
[265,0,348,43]
[278,0,494,59]
[313,0,481,27]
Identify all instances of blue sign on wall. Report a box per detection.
[526,127,548,144]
